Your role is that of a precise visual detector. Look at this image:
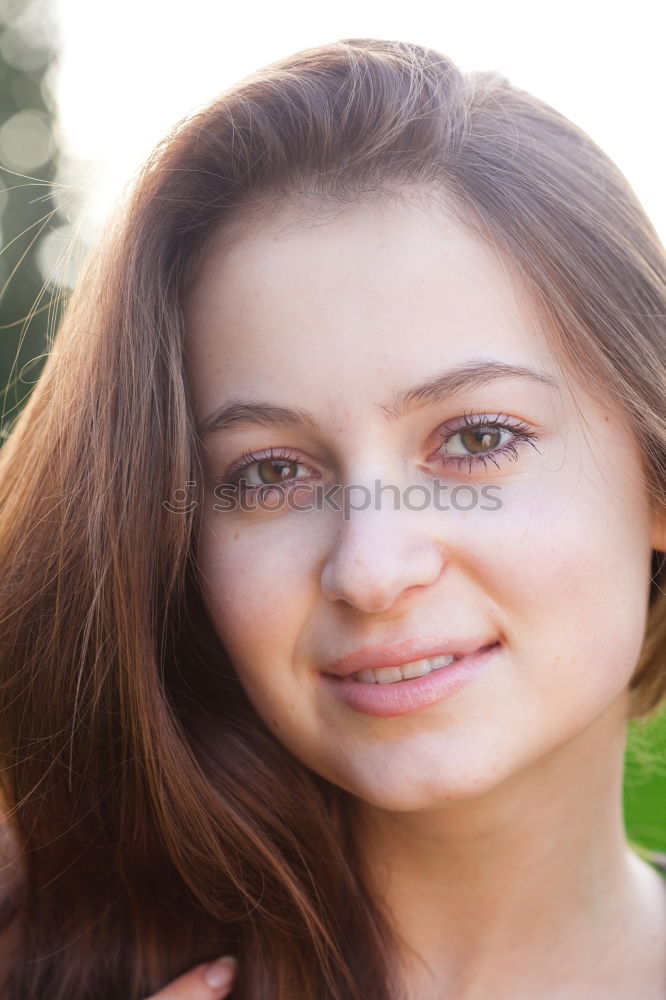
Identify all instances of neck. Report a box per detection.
[353,693,666,1000]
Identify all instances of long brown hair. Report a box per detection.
[0,38,664,999]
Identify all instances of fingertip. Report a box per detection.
[203,955,237,992]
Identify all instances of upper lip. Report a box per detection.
[324,636,499,677]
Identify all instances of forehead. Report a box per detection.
[182,191,570,420]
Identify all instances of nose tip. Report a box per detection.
[320,560,403,613]
[320,523,446,613]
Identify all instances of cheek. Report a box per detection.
[485,480,651,699]
[196,516,315,670]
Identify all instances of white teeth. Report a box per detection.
[351,654,456,684]
[400,657,433,679]
[376,666,404,684]
[427,653,459,671]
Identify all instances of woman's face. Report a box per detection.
[184,192,665,812]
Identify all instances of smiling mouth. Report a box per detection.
[351,653,460,684]
[350,644,502,684]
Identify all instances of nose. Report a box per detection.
[319,501,446,613]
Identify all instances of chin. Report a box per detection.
[339,771,494,813]
[336,743,535,812]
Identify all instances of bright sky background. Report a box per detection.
[50,0,665,267]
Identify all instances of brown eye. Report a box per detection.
[434,413,540,473]
[223,448,315,493]
[256,459,299,484]
[458,426,503,454]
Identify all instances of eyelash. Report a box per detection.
[220,446,308,497]
[435,410,541,474]
[219,411,540,495]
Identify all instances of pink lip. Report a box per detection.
[321,642,501,717]
[324,636,496,677]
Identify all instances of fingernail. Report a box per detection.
[204,955,237,989]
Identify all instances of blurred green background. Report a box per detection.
[0,0,664,856]
[0,0,65,440]
[625,708,666,858]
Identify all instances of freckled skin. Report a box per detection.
[184,193,666,814]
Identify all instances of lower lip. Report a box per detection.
[321,643,501,717]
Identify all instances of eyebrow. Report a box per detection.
[197,360,558,439]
